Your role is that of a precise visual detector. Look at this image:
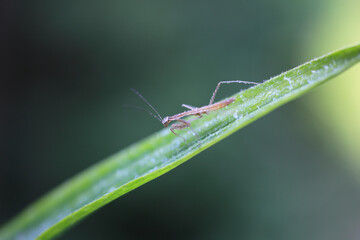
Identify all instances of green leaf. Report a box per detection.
[1,44,360,240]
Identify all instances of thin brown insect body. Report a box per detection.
[130,80,258,141]
[164,98,235,126]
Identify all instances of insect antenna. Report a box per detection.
[130,88,163,121]
[123,104,162,122]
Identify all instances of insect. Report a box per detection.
[129,80,259,141]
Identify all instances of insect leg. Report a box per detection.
[170,122,187,142]
[181,104,197,110]
[189,113,203,121]
[209,80,259,105]
[176,119,200,141]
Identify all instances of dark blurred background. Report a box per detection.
[1,0,360,239]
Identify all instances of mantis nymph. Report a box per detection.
[130,80,258,141]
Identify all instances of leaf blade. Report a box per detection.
[1,44,360,240]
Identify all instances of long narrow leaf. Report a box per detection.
[1,44,360,240]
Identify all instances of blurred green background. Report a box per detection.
[1,0,360,239]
